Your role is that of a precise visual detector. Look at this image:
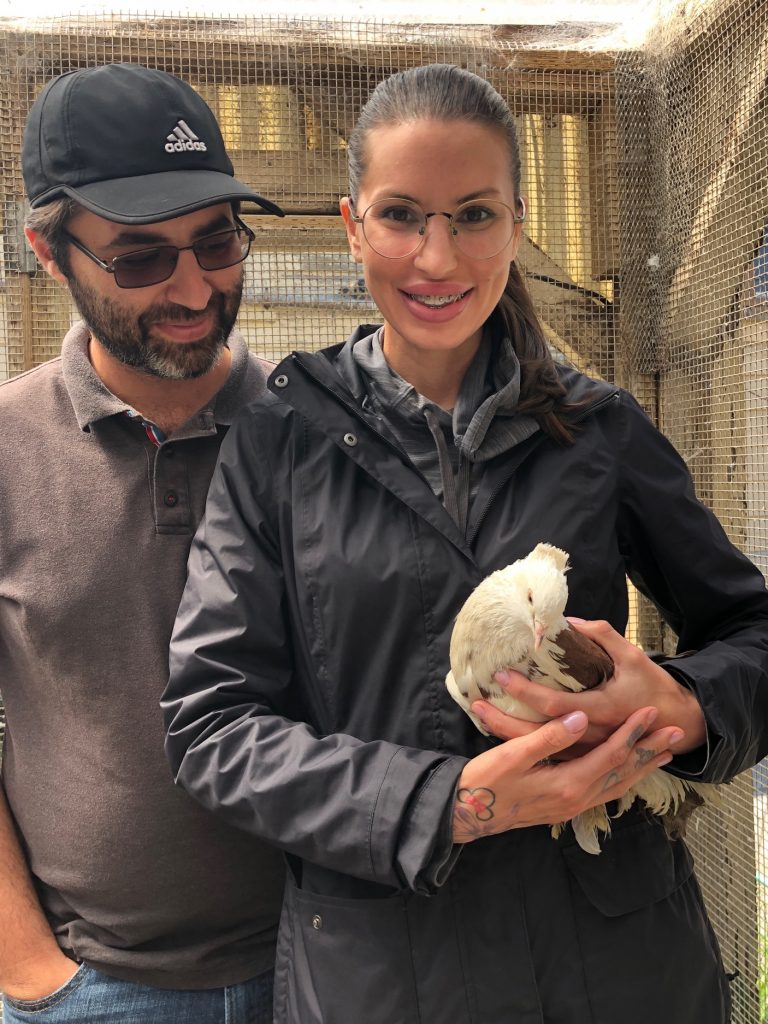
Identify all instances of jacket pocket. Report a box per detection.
[274,873,420,1024]
[562,818,729,1023]
[562,814,692,916]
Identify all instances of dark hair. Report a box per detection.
[348,64,575,442]
[25,196,81,277]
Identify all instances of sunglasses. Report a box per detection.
[63,216,255,289]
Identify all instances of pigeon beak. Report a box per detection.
[534,621,546,650]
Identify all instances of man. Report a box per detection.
[0,64,285,1023]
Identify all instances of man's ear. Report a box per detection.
[339,197,363,263]
[24,228,68,284]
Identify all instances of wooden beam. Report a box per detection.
[588,97,618,279]
[242,214,348,248]
[539,320,604,379]
[611,49,664,405]
[489,43,616,74]
[0,20,616,119]
[519,234,615,379]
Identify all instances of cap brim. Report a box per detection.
[45,169,284,223]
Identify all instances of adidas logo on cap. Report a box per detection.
[165,119,208,153]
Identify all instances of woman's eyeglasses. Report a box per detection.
[349,197,525,261]
[63,217,255,289]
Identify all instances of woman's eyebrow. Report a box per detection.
[455,188,504,203]
[368,188,505,205]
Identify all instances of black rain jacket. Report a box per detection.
[164,332,768,1024]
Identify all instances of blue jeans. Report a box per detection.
[2,964,273,1023]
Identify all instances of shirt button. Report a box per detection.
[274,374,289,388]
[343,433,358,447]
[312,914,323,930]
[164,491,178,507]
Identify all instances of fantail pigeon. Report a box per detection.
[445,542,717,854]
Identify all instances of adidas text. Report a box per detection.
[165,140,208,153]
[165,120,207,153]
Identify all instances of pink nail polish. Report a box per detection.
[563,710,588,733]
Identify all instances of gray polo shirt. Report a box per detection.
[0,323,284,989]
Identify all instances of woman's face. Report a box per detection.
[340,119,522,374]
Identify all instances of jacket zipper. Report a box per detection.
[569,389,620,424]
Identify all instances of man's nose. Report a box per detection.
[164,249,214,310]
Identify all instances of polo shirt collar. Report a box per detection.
[61,320,250,433]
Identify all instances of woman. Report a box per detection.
[162,65,768,1023]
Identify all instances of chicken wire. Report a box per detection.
[616,3,768,1020]
[0,6,765,1020]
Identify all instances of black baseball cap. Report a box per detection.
[22,63,284,224]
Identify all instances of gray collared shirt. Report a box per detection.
[0,323,284,988]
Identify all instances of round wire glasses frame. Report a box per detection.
[349,197,526,261]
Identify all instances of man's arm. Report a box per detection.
[0,787,78,1000]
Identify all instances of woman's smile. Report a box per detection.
[400,282,474,321]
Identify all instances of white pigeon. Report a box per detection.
[446,542,718,854]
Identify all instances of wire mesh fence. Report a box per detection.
[617,3,768,1019]
[0,5,766,1020]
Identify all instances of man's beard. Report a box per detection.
[67,273,243,380]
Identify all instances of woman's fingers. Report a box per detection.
[508,709,590,769]
[573,711,680,811]
[471,698,542,740]
[453,704,683,843]
[492,669,586,720]
[490,626,706,755]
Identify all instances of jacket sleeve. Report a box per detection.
[162,410,465,894]
[616,392,768,782]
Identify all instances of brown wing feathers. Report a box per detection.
[549,627,614,690]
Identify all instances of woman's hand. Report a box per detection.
[470,618,707,758]
[453,705,679,843]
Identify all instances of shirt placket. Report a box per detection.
[123,408,218,534]
[153,440,192,532]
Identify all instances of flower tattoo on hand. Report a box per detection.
[457,787,496,821]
